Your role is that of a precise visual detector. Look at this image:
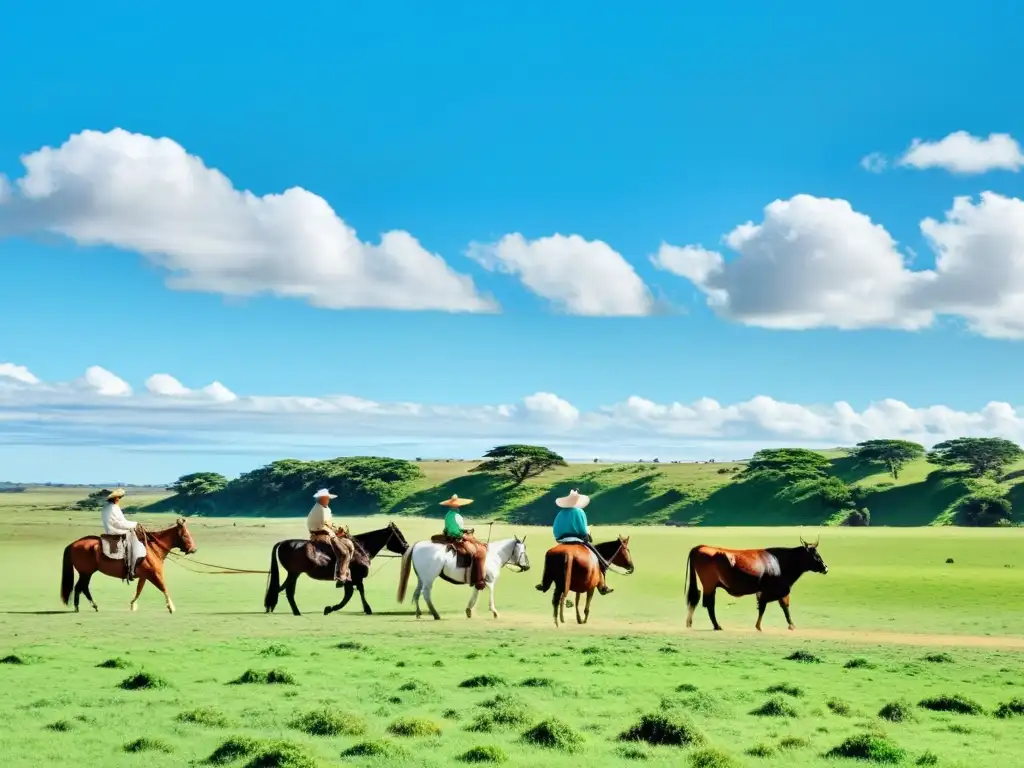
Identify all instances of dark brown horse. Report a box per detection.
[263,522,409,616]
[60,518,198,614]
[536,537,634,626]
[685,536,828,631]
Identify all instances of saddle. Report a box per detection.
[305,532,334,567]
[100,534,128,560]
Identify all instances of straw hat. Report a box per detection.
[106,488,126,502]
[440,494,473,508]
[555,489,590,509]
[312,488,338,500]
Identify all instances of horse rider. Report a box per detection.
[439,494,488,590]
[547,488,613,595]
[101,488,147,581]
[307,488,359,584]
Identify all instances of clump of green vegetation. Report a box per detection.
[398,680,434,693]
[827,697,854,716]
[745,743,775,757]
[825,733,906,763]
[0,655,26,665]
[620,712,706,747]
[178,707,230,728]
[336,641,366,651]
[994,698,1024,718]
[661,691,728,717]
[459,745,509,763]
[618,744,651,760]
[779,736,811,750]
[844,657,874,669]
[689,747,742,768]
[785,650,822,663]
[244,741,319,768]
[879,700,916,723]
[918,694,984,715]
[340,740,410,759]
[45,720,74,732]
[765,683,803,697]
[460,674,505,688]
[124,738,173,753]
[520,676,553,688]
[387,716,443,737]
[229,669,295,685]
[259,644,293,657]
[922,652,955,664]
[118,672,168,690]
[469,693,532,731]
[658,645,680,654]
[676,682,699,693]
[443,708,461,720]
[916,751,939,765]
[207,737,260,764]
[96,657,131,669]
[522,719,585,751]
[290,708,366,737]
[750,697,799,718]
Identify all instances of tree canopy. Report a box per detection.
[73,488,112,510]
[469,444,568,485]
[742,448,832,481]
[851,439,925,480]
[926,437,1024,477]
[170,472,228,498]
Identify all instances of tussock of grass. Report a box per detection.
[96,657,130,669]
[443,708,461,720]
[290,708,366,737]
[922,652,955,664]
[659,646,680,654]
[765,683,803,697]
[916,751,939,765]
[0,654,26,665]
[398,680,434,693]
[918,694,984,715]
[46,720,74,732]
[243,741,319,768]
[879,700,916,723]
[827,698,854,716]
[469,694,532,731]
[676,682,699,693]
[259,644,293,657]
[689,747,742,768]
[336,641,366,651]
[581,646,602,655]
[620,712,706,747]
[844,657,874,669]
[750,697,799,718]
[460,674,505,688]
[118,672,168,690]
[520,676,553,688]
[124,738,172,753]
[207,737,260,764]
[229,669,295,685]
[459,745,508,763]
[785,650,822,663]
[522,719,584,751]
[746,743,775,757]
[178,707,230,728]
[618,745,651,760]
[825,732,906,763]
[387,716,443,737]
[994,698,1024,718]
[340,740,410,759]
[661,691,728,717]
[778,736,811,750]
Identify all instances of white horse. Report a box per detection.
[396,536,530,620]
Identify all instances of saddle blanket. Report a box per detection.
[556,536,587,545]
[100,534,127,560]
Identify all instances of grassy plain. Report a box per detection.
[1,492,1023,767]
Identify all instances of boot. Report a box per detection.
[597,571,613,595]
[473,553,486,590]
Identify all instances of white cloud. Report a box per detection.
[653,192,1024,339]
[80,366,132,396]
[898,131,1024,174]
[5,362,1024,460]
[860,152,888,173]
[467,233,655,315]
[0,363,39,385]
[0,129,496,313]
[146,373,238,402]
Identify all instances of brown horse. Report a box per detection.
[536,537,634,626]
[685,536,828,631]
[60,518,198,614]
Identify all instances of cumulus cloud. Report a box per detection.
[0,363,39,385]
[898,131,1024,174]
[79,366,132,396]
[467,233,655,315]
[146,373,238,402]
[4,361,1024,457]
[653,192,1024,338]
[0,129,495,313]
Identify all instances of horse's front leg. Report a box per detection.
[147,568,175,614]
[324,584,355,615]
[355,581,372,615]
[465,585,482,619]
[129,577,147,612]
[583,589,594,624]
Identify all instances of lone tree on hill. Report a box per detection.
[742,448,832,480]
[926,437,1024,477]
[470,444,568,486]
[851,439,925,480]
[170,471,229,498]
[73,488,112,510]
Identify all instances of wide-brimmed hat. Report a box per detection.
[312,488,338,500]
[440,494,473,508]
[555,489,590,509]
[106,488,126,502]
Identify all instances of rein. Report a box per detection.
[596,540,634,576]
[166,550,269,575]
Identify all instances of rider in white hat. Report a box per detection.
[307,488,357,583]
[100,488,147,581]
[547,488,612,595]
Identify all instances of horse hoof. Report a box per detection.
[788,625,796,631]
[713,626,723,631]
[492,612,499,619]
[466,609,473,619]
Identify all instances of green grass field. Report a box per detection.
[2,491,1023,767]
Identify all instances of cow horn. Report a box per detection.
[799,536,808,546]
[813,535,820,547]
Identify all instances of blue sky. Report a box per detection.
[2,0,1024,483]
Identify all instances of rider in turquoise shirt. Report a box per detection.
[548,488,612,595]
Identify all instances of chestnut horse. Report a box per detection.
[60,518,197,614]
[536,537,634,626]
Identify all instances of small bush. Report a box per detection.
[522,719,584,751]
[124,738,172,753]
[922,652,955,664]
[844,657,874,669]
[118,672,168,690]
[750,697,799,718]
[97,657,130,669]
[340,740,410,759]
[259,644,293,657]
[676,682,699,693]
[0,655,25,665]
[520,676,554,688]
[785,650,822,663]
[230,669,295,685]
[46,720,74,732]
[878,700,916,723]
[827,697,854,716]
[620,712,706,746]
[443,708,460,720]
[469,694,531,731]
[918,694,984,715]
[207,737,260,764]
[690,747,742,768]
[765,683,802,697]
[994,698,1024,718]
[291,708,366,737]
[459,745,508,763]
[957,492,1013,527]
[387,716,442,737]
[825,733,906,763]
[178,707,230,727]
[460,674,505,688]
[243,741,319,768]
[945,558,954,564]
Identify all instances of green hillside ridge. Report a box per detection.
[137,441,1024,527]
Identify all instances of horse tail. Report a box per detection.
[264,542,282,613]
[396,545,413,604]
[60,544,74,606]
[685,547,701,609]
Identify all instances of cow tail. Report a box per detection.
[685,548,700,609]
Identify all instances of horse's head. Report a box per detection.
[510,535,531,572]
[176,517,198,555]
[613,535,635,574]
[387,522,410,554]
[798,536,827,574]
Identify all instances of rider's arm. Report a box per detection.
[107,506,137,532]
